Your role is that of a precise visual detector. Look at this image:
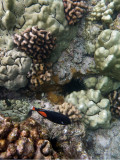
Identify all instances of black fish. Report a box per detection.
[28,106,71,125]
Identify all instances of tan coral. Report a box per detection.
[28,59,53,89]
[63,0,88,25]
[0,114,59,159]
[108,90,120,118]
[14,26,56,60]
[55,102,82,122]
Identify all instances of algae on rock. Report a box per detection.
[0,99,30,121]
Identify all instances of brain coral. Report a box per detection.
[0,49,31,90]
[65,89,111,129]
[94,29,120,81]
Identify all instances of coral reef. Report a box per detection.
[63,0,88,25]
[30,102,89,159]
[0,114,58,159]
[94,29,120,81]
[0,49,31,90]
[84,76,120,95]
[65,89,111,129]
[0,99,31,121]
[14,26,56,60]
[17,0,78,62]
[55,102,82,122]
[108,90,120,117]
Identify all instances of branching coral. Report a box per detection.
[63,0,88,25]
[0,114,58,159]
[14,26,56,60]
[55,102,82,122]
[65,89,111,129]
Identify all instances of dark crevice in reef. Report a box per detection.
[62,78,86,96]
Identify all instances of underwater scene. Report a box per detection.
[0,0,120,159]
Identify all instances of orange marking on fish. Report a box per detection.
[32,106,36,111]
[38,111,47,118]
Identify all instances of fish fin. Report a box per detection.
[38,111,47,118]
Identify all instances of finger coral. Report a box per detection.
[0,114,59,159]
[63,0,88,25]
[55,102,82,122]
[14,26,56,60]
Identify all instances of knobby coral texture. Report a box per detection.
[63,0,88,25]
[55,102,82,122]
[0,114,59,159]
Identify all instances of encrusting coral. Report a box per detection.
[0,114,59,159]
[14,26,56,60]
[0,49,31,90]
[63,0,88,25]
[55,102,82,122]
[65,89,111,129]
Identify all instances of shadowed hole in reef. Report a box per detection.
[62,78,86,96]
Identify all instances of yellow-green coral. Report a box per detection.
[84,76,120,95]
[88,0,120,24]
[94,29,120,81]
[65,89,111,129]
